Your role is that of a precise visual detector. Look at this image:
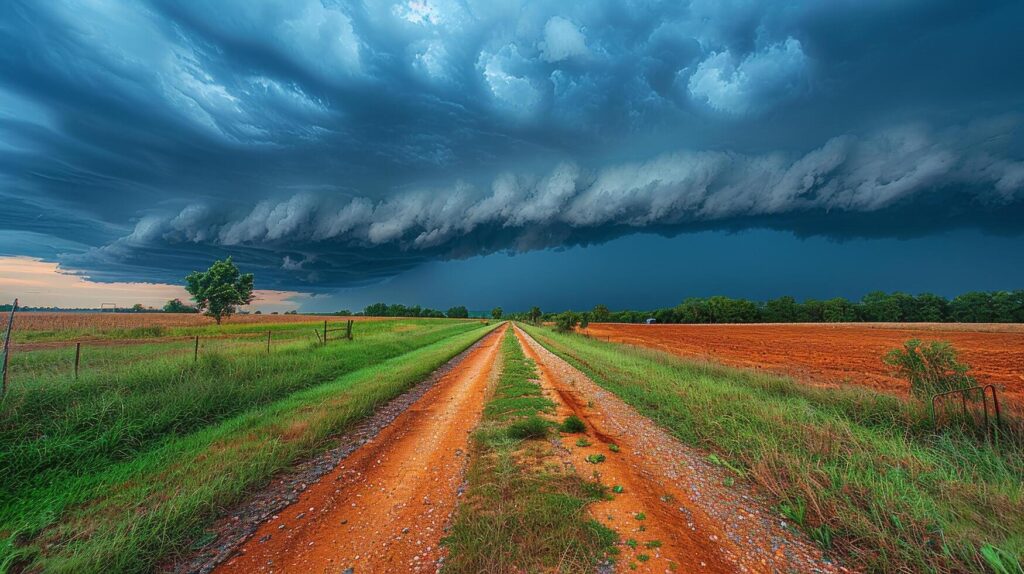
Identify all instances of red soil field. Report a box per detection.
[586,322,1024,409]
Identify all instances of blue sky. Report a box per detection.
[1,0,1023,311]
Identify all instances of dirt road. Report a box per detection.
[586,322,1024,407]
[207,322,844,573]
[213,325,506,574]
[515,326,844,574]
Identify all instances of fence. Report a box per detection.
[931,384,1003,442]
[0,300,356,394]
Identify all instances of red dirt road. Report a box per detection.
[586,322,1024,407]
[213,325,505,574]
[515,326,843,573]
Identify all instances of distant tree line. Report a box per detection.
[361,302,470,319]
[507,291,1024,326]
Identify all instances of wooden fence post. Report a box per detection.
[267,330,271,353]
[323,320,328,346]
[194,335,199,362]
[74,342,81,379]
[346,319,353,340]
[1,298,17,395]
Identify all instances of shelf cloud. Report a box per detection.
[1,0,1023,293]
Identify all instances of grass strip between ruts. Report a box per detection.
[443,326,617,573]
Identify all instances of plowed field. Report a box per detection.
[586,322,1024,408]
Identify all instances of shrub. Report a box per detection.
[554,312,579,333]
[506,415,549,440]
[559,415,586,433]
[883,339,975,399]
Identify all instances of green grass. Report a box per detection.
[443,328,616,573]
[7,315,427,344]
[0,319,495,573]
[520,323,1024,573]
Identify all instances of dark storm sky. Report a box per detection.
[1,0,1023,311]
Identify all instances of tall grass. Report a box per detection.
[0,320,494,573]
[443,328,616,573]
[520,323,1024,573]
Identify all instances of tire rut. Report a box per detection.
[210,325,507,574]
[514,326,847,574]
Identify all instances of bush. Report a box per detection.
[506,415,550,439]
[559,415,586,433]
[554,312,579,333]
[883,339,975,399]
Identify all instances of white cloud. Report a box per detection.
[479,44,543,116]
[540,17,588,62]
[82,120,1024,264]
[688,37,808,114]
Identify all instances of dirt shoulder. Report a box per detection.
[515,325,847,573]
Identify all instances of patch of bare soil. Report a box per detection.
[206,325,506,574]
[515,326,848,574]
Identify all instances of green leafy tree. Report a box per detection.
[163,298,197,313]
[822,297,857,322]
[554,312,579,332]
[130,303,146,313]
[184,257,255,324]
[762,296,799,322]
[491,307,503,320]
[446,305,469,318]
[991,290,1024,322]
[799,299,826,322]
[591,304,610,323]
[861,291,902,322]
[912,293,949,322]
[528,306,542,324]
[884,339,974,398]
[949,292,995,322]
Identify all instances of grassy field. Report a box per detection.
[0,318,495,573]
[520,323,1024,573]
[1,312,364,344]
[4,318,370,384]
[443,327,616,573]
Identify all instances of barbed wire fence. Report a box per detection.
[0,299,358,392]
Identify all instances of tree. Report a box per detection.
[163,298,196,313]
[822,297,857,322]
[554,312,579,332]
[184,257,255,324]
[949,292,995,322]
[912,293,949,322]
[491,307,503,320]
[446,305,469,319]
[528,306,542,324]
[579,312,590,329]
[591,304,610,323]
[763,296,799,322]
[131,303,145,312]
[861,291,902,322]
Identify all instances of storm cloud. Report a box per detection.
[2,0,1023,291]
